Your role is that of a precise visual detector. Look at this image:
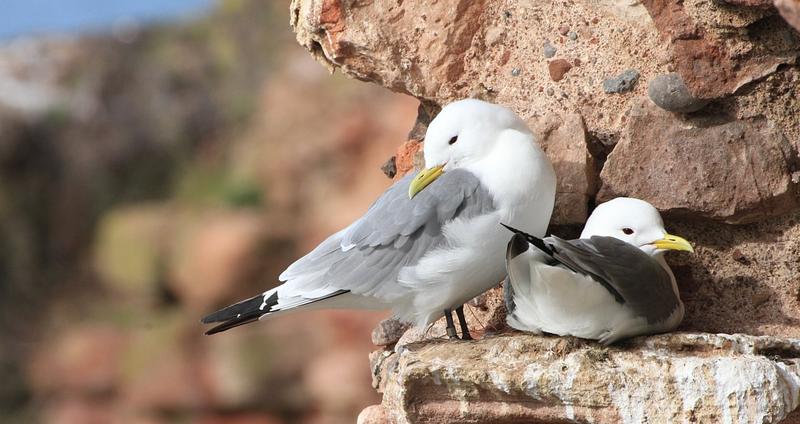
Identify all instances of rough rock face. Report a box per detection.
[365,333,800,424]
[531,113,596,225]
[291,0,800,422]
[598,99,800,224]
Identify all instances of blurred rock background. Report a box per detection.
[0,1,417,422]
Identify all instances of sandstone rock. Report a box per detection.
[776,0,800,31]
[357,404,389,424]
[642,0,799,99]
[375,333,800,424]
[647,72,710,113]
[290,0,664,133]
[531,113,596,225]
[721,0,774,6]
[291,0,799,145]
[664,212,800,338]
[392,140,423,180]
[372,318,412,347]
[692,0,776,28]
[380,155,397,178]
[598,99,800,224]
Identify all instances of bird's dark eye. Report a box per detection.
[448,136,458,145]
[622,228,634,235]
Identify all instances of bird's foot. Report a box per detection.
[446,326,459,340]
[444,308,459,340]
[598,330,619,346]
[455,305,473,341]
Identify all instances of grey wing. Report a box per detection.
[544,236,680,325]
[278,169,497,301]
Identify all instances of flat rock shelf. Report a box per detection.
[363,333,800,424]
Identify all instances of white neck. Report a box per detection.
[465,129,556,234]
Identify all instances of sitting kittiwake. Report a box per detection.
[202,99,556,339]
[503,197,693,345]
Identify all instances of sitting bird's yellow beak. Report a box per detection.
[651,233,694,253]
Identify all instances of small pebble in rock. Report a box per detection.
[558,25,570,35]
[731,248,750,265]
[548,59,572,81]
[503,10,512,19]
[568,31,578,40]
[511,68,521,76]
[602,69,640,93]
[752,291,771,307]
[647,72,709,113]
[543,42,557,58]
[546,87,554,96]
[381,156,397,178]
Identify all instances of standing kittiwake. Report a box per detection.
[202,99,557,339]
[503,197,694,345]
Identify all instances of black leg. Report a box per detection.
[444,309,458,339]
[455,305,473,340]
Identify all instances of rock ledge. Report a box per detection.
[365,332,800,424]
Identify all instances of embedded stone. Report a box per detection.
[647,73,710,113]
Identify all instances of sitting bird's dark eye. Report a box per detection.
[622,228,634,235]
[448,136,458,145]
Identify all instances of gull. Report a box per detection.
[503,197,694,345]
[202,99,556,339]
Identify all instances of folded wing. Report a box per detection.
[202,169,496,333]
[539,235,680,325]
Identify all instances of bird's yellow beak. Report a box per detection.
[651,233,694,253]
[408,165,445,199]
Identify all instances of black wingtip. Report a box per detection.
[500,222,522,234]
[506,233,530,260]
[202,292,279,335]
[204,314,261,335]
[499,223,553,256]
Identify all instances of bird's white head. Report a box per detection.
[580,197,694,256]
[408,99,533,198]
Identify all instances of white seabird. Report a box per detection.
[203,99,557,339]
[503,197,694,345]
